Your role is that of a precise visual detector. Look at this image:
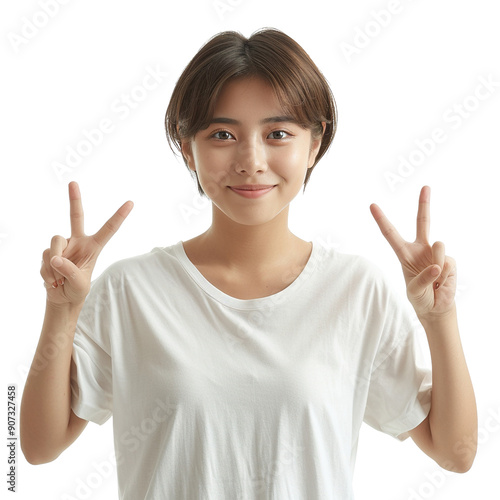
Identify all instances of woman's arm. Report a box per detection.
[20,301,88,464]
[370,185,477,472]
[21,181,134,464]
[407,304,477,472]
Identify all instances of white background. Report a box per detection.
[2,0,499,498]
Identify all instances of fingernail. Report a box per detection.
[52,256,63,267]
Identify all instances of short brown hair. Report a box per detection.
[165,27,338,197]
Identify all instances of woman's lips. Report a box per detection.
[229,185,275,198]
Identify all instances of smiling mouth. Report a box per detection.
[229,185,276,190]
[229,185,276,198]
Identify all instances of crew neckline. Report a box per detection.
[171,238,322,310]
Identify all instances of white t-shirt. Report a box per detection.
[70,238,432,499]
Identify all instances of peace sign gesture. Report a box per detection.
[40,182,134,307]
[370,186,456,320]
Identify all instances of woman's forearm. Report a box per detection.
[419,303,477,472]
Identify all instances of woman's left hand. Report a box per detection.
[370,185,456,321]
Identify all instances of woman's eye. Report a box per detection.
[212,130,233,140]
[268,130,290,140]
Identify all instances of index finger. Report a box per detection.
[69,181,85,237]
[416,185,431,243]
[370,203,407,259]
[92,199,134,249]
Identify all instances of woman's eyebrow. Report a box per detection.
[208,115,297,125]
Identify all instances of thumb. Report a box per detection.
[407,265,441,299]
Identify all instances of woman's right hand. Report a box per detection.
[41,181,134,307]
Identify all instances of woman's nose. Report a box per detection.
[232,140,267,174]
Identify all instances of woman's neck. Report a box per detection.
[187,204,308,278]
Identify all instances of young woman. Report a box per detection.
[20,27,477,499]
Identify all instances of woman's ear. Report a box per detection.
[181,140,196,171]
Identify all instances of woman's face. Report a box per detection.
[181,76,324,226]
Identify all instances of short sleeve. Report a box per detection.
[70,269,116,425]
[363,324,432,440]
[362,269,432,441]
